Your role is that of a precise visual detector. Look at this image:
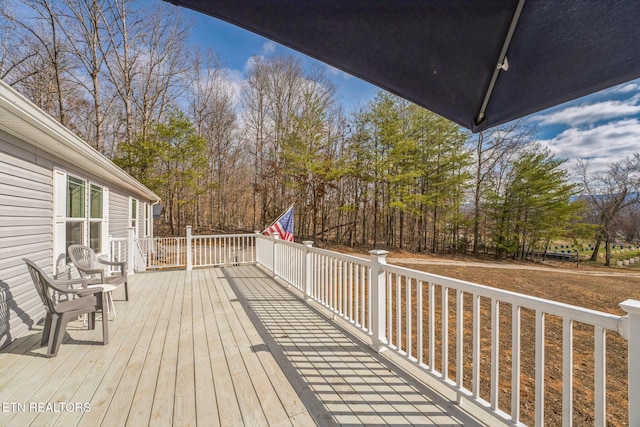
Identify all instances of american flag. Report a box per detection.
[264,206,294,242]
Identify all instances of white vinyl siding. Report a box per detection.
[108,192,130,238]
[0,147,52,348]
[1,150,154,350]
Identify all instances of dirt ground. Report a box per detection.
[325,246,640,426]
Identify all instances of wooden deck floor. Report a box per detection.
[0,265,486,426]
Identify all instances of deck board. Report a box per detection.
[127,270,178,426]
[0,264,488,426]
[205,268,246,426]
[192,269,219,426]
[102,269,172,426]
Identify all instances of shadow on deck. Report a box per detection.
[224,265,484,426]
[0,265,487,426]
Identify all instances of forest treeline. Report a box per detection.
[3,0,640,262]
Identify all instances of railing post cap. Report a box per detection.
[303,240,314,247]
[369,249,388,256]
[620,299,640,314]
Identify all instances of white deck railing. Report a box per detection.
[108,229,639,425]
[114,227,257,270]
[190,231,256,268]
[256,235,640,427]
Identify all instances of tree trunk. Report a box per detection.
[590,236,602,262]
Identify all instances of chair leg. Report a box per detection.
[124,281,129,301]
[47,314,60,357]
[49,312,73,357]
[41,313,52,346]
[87,311,96,330]
[101,293,109,345]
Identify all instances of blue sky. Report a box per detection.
[184,6,640,174]
[187,9,378,110]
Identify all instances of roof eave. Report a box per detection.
[0,80,160,204]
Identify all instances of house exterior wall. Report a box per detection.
[107,191,150,239]
[109,192,130,239]
[0,132,53,349]
[0,130,157,350]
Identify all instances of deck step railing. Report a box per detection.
[257,234,639,427]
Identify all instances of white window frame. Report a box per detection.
[53,168,109,265]
[65,175,87,258]
[88,183,106,253]
[144,202,151,237]
[130,197,139,237]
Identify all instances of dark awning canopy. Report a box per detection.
[165,0,640,132]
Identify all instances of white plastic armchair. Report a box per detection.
[68,244,129,300]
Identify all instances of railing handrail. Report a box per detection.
[273,243,623,333]
[192,233,256,239]
[381,262,623,332]
[307,246,375,265]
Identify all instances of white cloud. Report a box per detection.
[325,65,352,80]
[616,82,640,93]
[534,100,640,126]
[537,118,640,174]
[223,68,247,106]
[243,55,263,74]
[261,41,277,55]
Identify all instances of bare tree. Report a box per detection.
[7,0,73,126]
[470,120,532,253]
[577,154,640,266]
[100,0,139,150]
[56,0,114,152]
[242,55,307,228]
[187,48,239,231]
[0,7,36,83]
[242,56,269,230]
[132,4,190,136]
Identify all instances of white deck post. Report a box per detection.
[370,249,388,352]
[108,234,114,261]
[127,227,135,275]
[303,241,314,300]
[620,299,640,426]
[272,236,279,277]
[254,231,261,264]
[185,226,193,271]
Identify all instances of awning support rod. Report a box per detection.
[475,0,526,126]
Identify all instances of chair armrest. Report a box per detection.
[48,277,89,293]
[96,258,126,267]
[76,266,106,281]
[76,267,104,275]
[75,287,101,297]
[96,259,127,272]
